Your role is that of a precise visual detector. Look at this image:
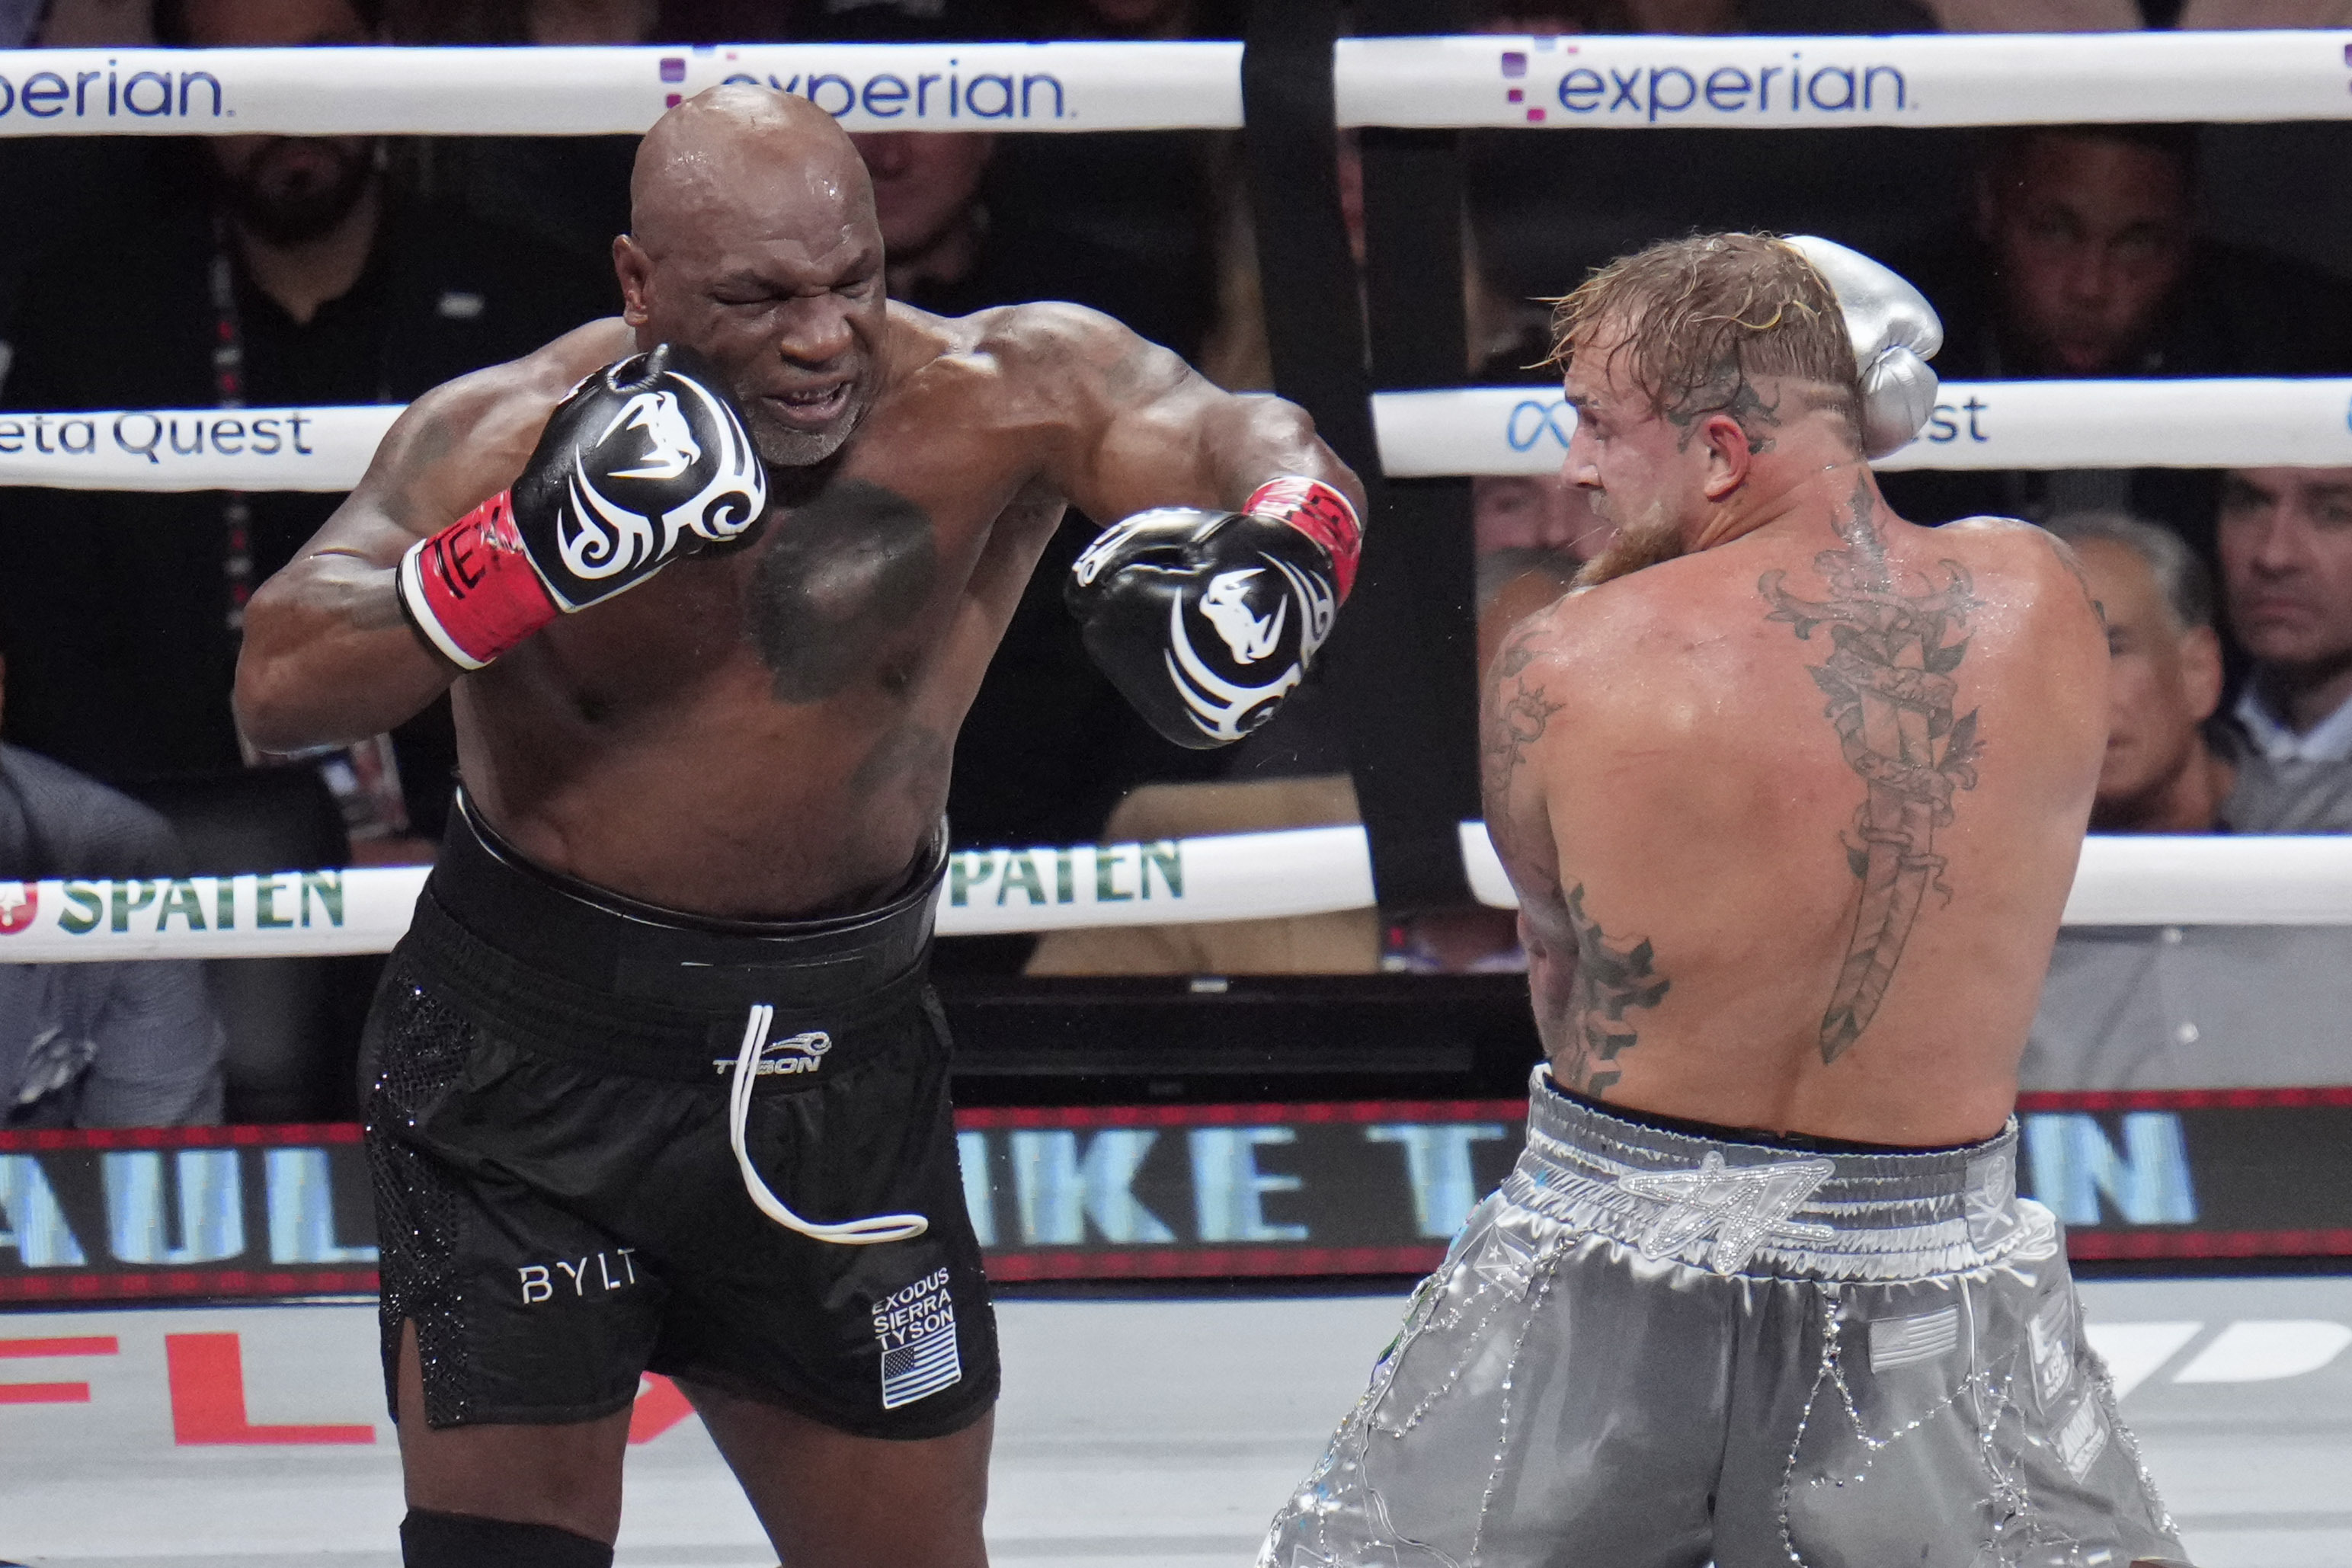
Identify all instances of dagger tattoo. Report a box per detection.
[1758,483,1985,1064]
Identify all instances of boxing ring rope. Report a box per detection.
[3,34,2350,957]
[0,30,2348,139]
[8,378,2352,491]
[4,832,2349,962]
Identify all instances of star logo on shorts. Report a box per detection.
[1468,1226,1538,1301]
[1618,1151,1837,1275]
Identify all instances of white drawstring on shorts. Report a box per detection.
[727,1003,929,1246]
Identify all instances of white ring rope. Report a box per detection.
[1377,380,2352,478]
[1336,30,2352,130]
[0,33,2342,139]
[1373,380,2352,479]
[0,40,2340,965]
[10,380,2352,493]
[0,43,1243,136]
[2,830,2346,963]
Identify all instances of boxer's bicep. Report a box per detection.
[1034,307,1357,521]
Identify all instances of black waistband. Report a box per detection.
[399,796,946,1077]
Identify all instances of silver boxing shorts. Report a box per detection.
[1262,1069,2190,1568]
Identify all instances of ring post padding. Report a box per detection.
[1370,379,2352,478]
[5,830,2347,962]
[0,42,1245,136]
[1336,30,2352,130]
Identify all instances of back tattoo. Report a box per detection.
[1481,626,1672,1098]
[1759,482,1985,1063]
[1560,885,1670,1096]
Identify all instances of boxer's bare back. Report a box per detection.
[236,89,1352,922]
[1485,326,2107,1149]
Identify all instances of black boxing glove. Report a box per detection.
[1067,476,1362,749]
[398,343,766,670]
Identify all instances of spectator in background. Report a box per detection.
[984,0,1221,369]
[2219,468,2352,773]
[0,0,615,853]
[1014,0,1240,40]
[1879,126,2352,551]
[1,613,226,1128]
[2053,510,2352,834]
[2024,510,2352,1091]
[1474,466,1606,677]
[852,126,1208,357]
[389,0,792,270]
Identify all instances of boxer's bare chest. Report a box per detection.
[509,363,1063,725]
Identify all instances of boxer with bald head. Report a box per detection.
[1262,235,2190,1568]
[238,85,1361,1568]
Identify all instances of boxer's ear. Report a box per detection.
[614,234,655,328]
[1697,411,1751,501]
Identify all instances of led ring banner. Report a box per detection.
[6,1090,2351,1304]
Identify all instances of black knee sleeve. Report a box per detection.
[400,1509,613,1568]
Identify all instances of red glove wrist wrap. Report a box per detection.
[397,491,559,671]
[1245,476,1362,600]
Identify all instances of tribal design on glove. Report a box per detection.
[1163,552,1336,743]
[550,371,764,600]
[1759,479,1985,1064]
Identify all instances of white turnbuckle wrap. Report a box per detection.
[726,1003,929,1246]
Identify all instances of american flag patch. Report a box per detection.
[2028,1293,2075,1405]
[1868,1305,1961,1371]
[2055,1394,2108,1480]
[874,1268,962,1411]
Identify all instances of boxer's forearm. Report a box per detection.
[1198,394,1365,520]
[236,338,600,750]
[235,538,459,752]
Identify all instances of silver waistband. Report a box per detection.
[1506,1068,2049,1281]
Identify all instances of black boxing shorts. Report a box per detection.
[359,793,997,1441]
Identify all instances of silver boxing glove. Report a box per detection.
[1783,234,1944,460]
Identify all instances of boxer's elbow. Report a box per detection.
[232,569,392,753]
[232,600,326,755]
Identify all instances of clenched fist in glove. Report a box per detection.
[398,343,767,670]
[1068,476,1362,749]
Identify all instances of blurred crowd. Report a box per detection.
[3,0,2352,1125]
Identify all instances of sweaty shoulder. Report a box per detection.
[966,299,1187,405]
[417,317,634,443]
[1925,514,2108,638]
[882,299,1189,455]
[360,318,635,534]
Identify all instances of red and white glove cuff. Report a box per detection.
[1245,476,1362,600]
[396,491,560,671]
